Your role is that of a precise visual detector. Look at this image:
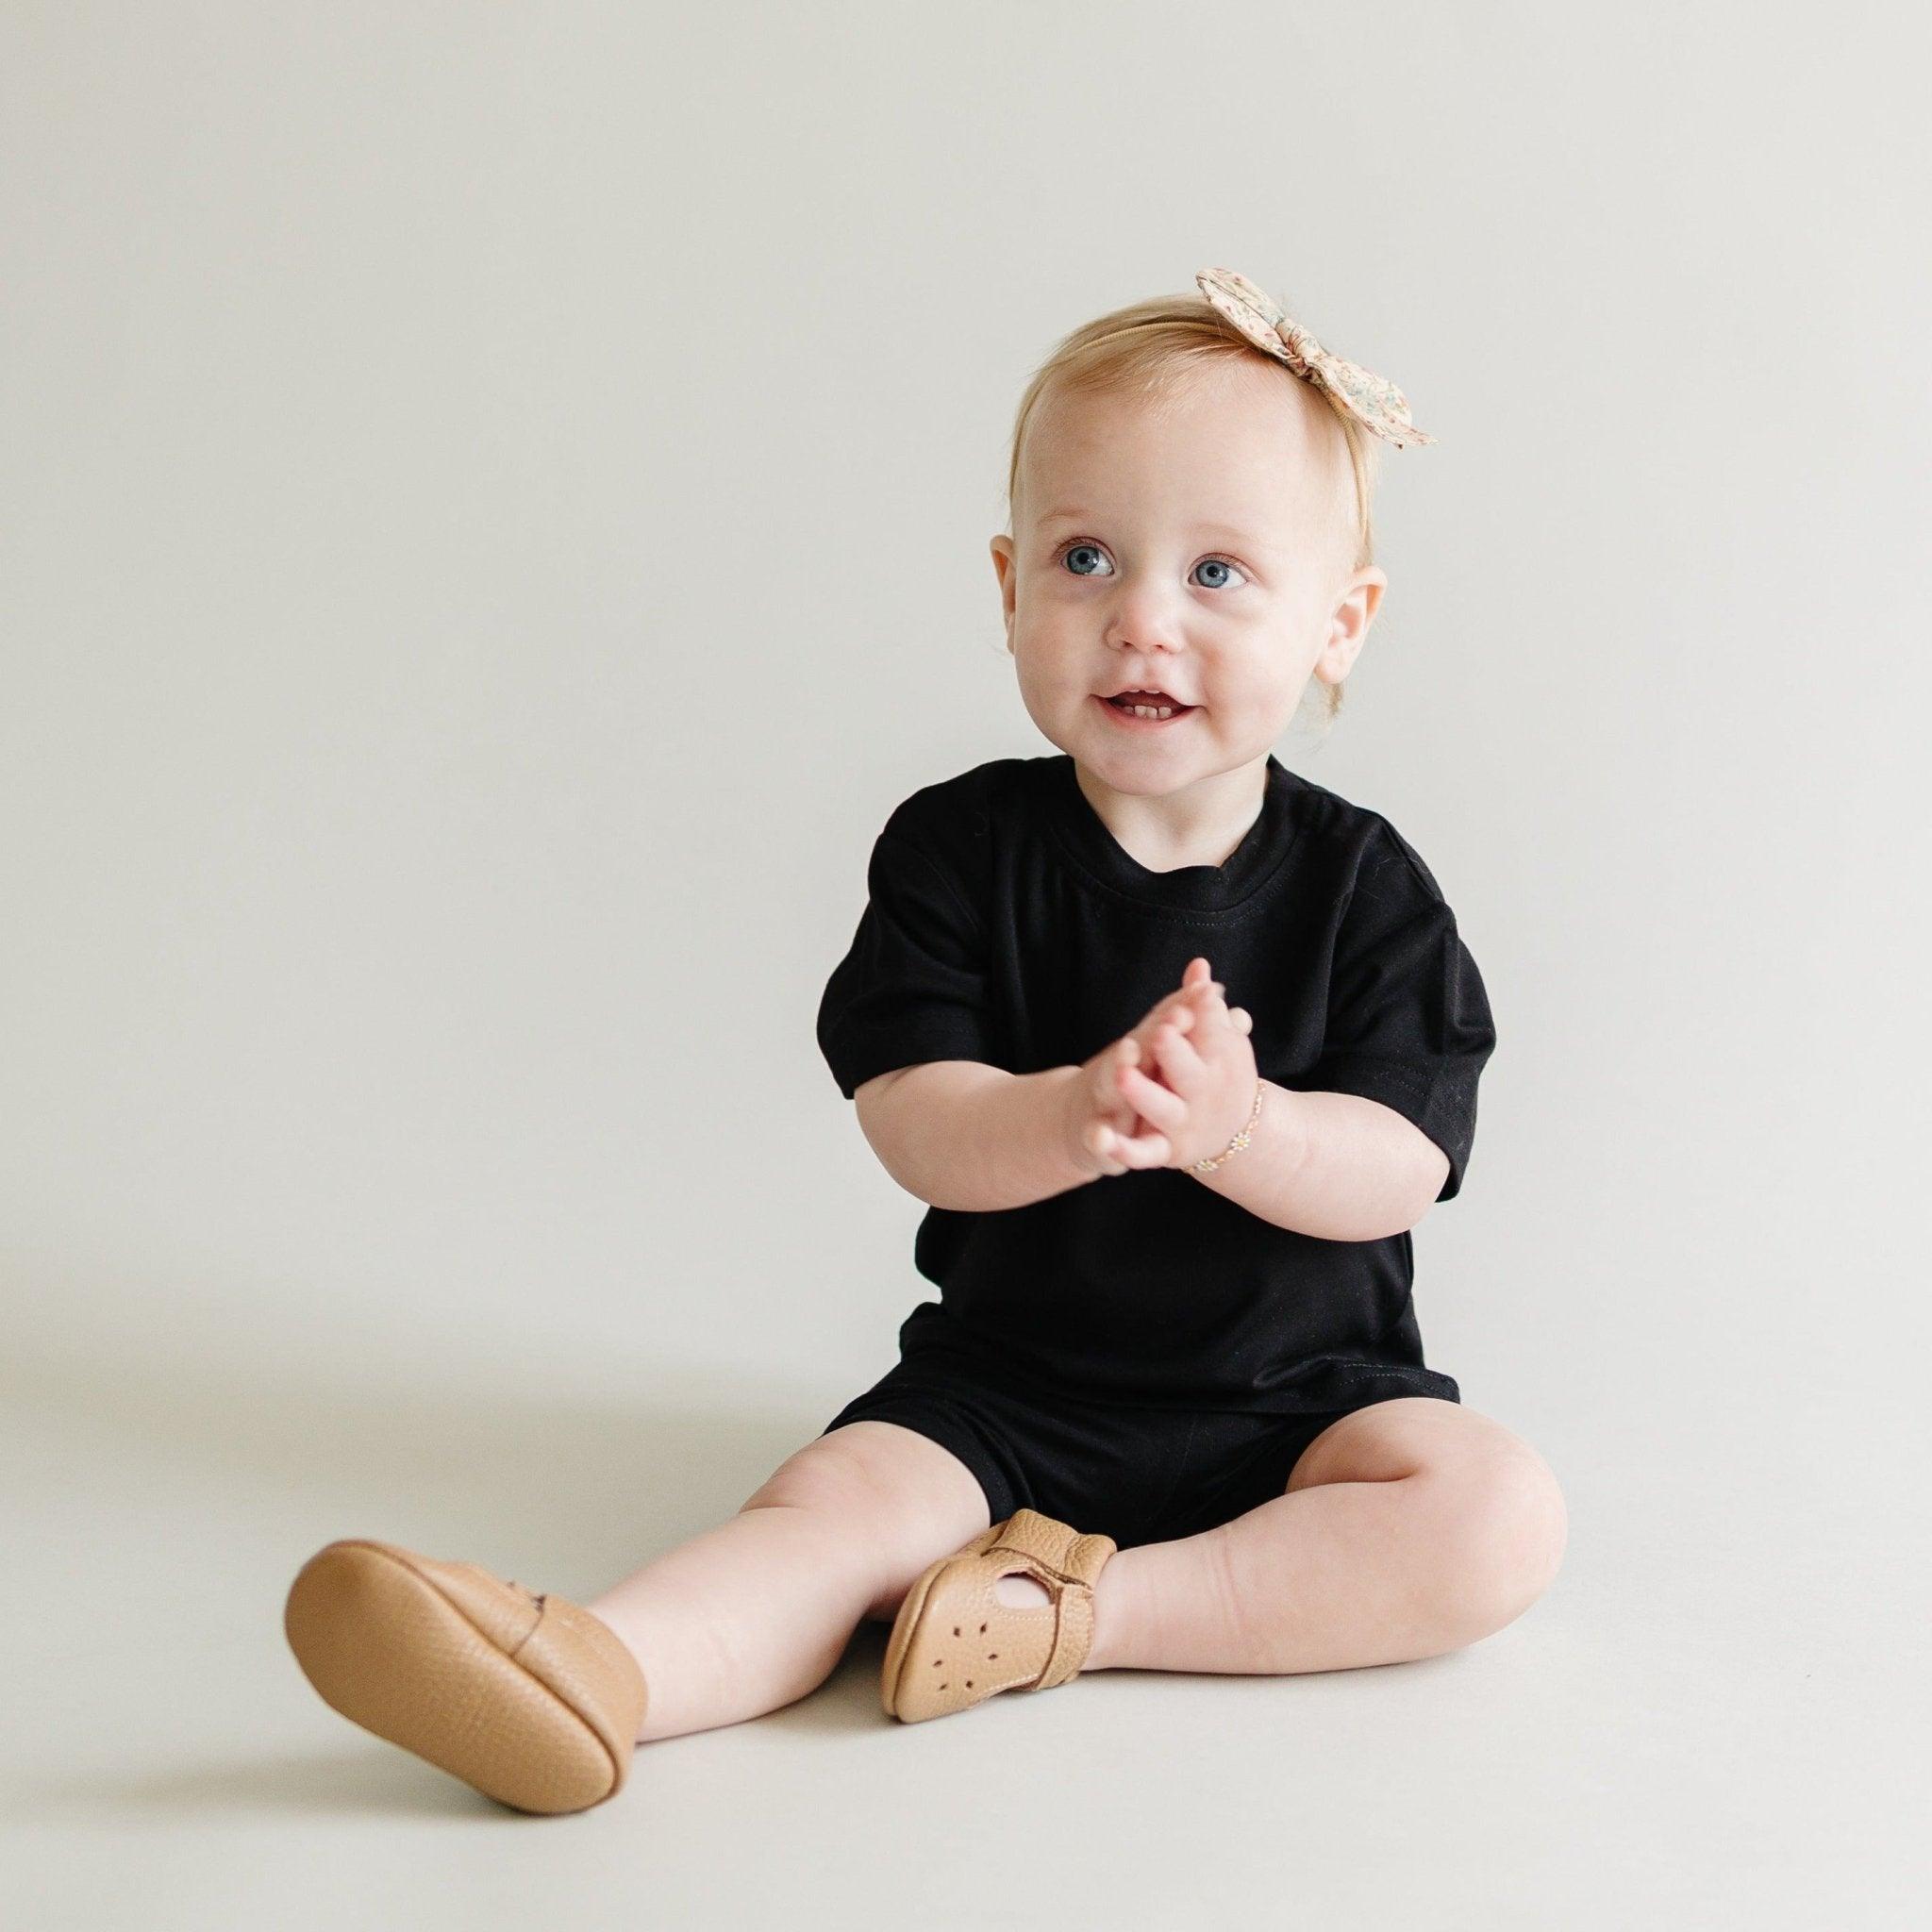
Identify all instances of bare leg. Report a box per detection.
[1082,1399,1567,1674]
[582,1421,991,1742]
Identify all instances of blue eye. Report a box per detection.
[1055,541,1246,589]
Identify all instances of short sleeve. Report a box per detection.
[816,831,1003,1100]
[1292,823,1497,1202]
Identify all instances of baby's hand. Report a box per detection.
[1107,957,1257,1173]
[1061,959,1252,1178]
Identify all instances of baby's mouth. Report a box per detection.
[1100,690,1196,721]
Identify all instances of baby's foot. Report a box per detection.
[881,1510,1117,1723]
[285,1538,648,1813]
[995,1574,1052,1609]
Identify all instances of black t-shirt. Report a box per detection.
[815,752,1496,1414]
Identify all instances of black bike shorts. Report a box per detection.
[820,1345,1459,1552]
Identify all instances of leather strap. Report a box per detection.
[984,1510,1117,1690]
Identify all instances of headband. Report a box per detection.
[1195,267,1435,448]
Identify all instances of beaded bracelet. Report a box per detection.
[1189,1078,1264,1174]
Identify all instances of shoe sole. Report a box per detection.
[284,1539,626,1814]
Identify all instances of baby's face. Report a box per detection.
[991,356,1386,789]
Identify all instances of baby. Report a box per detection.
[284,268,1567,1814]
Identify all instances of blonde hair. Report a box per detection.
[1002,286,1382,727]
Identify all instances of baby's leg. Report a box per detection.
[583,1421,991,1742]
[1083,1398,1566,1674]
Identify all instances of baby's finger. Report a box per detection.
[1152,1014,1209,1088]
[1134,988,1222,1091]
[1108,1034,1157,1097]
[1084,1120,1129,1177]
[1136,993,1190,1044]
[1109,1119,1173,1169]
[1092,1034,1138,1100]
[1085,1043,1137,1128]
[1227,1005,1253,1036]
[1193,989,1235,1034]
[1181,978,1226,1024]
[1118,1063,1187,1131]
[1102,1038,1165,1133]
[1147,1004,1201,1073]
[1131,998,1191,1065]
[1145,970,1214,1031]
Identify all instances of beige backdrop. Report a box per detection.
[4,3,1925,1924]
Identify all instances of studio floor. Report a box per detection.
[5,1324,1920,1931]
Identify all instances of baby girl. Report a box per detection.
[285,267,1567,1814]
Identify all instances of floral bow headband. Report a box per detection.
[1195,267,1435,449]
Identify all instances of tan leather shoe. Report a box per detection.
[881,1508,1117,1724]
[284,1538,648,1814]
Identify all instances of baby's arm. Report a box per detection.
[853,981,1217,1213]
[1190,1079,1449,1241]
[1127,960,1450,1241]
[853,1063,1094,1211]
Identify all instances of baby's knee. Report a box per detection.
[743,1421,980,1525]
[738,1423,991,1616]
[740,1428,904,1518]
[1423,1438,1567,1647]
